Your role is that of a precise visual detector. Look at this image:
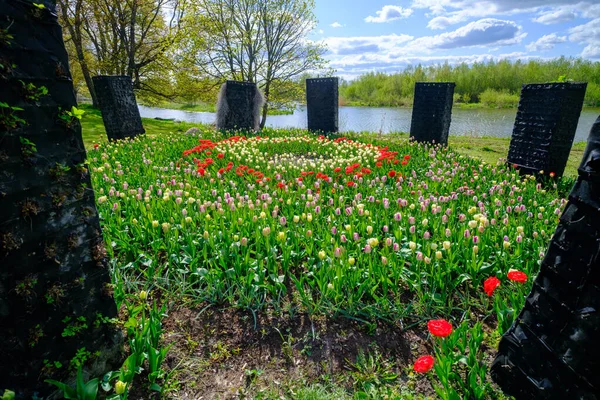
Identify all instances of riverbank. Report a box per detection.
[80,104,586,177]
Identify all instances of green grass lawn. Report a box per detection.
[80,104,586,177]
[79,104,199,148]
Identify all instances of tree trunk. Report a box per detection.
[260,84,269,129]
[0,1,121,397]
[58,0,98,106]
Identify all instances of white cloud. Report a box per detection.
[330,22,343,28]
[526,33,567,51]
[323,18,526,78]
[318,29,324,34]
[412,18,526,50]
[331,52,538,80]
[365,5,413,23]
[325,34,414,56]
[569,17,600,59]
[533,8,577,24]
[411,0,596,29]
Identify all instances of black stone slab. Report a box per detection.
[217,80,261,131]
[0,1,121,397]
[410,82,455,145]
[491,115,600,400]
[306,77,339,133]
[507,82,587,178]
[92,75,145,141]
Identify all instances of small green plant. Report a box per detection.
[58,106,85,127]
[0,27,14,46]
[19,137,37,159]
[0,102,25,129]
[62,316,88,337]
[50,162,72,181]
[32,2,46,8]
[20,80,48,101]
[348,348,398,393]
[1,389,15,400]
[70,347,93,370]
[244,368,263,385]
[46,366,99,400]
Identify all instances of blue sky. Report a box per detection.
[310,0,600,79]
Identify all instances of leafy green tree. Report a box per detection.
[187,0,328,127]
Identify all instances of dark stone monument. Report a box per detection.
[306,77,339,133]
[215,80,263,131]
[507,82,587,178]
[92,75,145,141]
[491,115,600,399]
[0,1,121,397]
[410,82,455,145]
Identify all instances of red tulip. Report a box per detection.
[427,319,453,337]
[413,355,434,373]
[507,270,528,283]
[483,276,501,296]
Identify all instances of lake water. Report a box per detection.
[138,105,600,143]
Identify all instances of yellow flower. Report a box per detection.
[517,226,524,233]
[409,241,416,251]
[348,257,356,265]
[293,215,300,223]
[503,241,511,250]
[468,220,477,229]
[318,250,326,260]
[139,291,148,301]
[366,225,373,234]
[115,381,127,395]
[443,241,451,250]
[435,251,442,260]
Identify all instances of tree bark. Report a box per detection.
[260,83,269,129]
[58,0,99,106]
[0,1,121,396]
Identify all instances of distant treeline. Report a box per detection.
[339,58,600,108]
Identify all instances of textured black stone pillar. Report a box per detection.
[306,77,339,133]
[491,115,600,400]
[216,80,261,131]
[507,82,587,178]
[410,82,455,145]
[0,2,121,397]
[92,75,145,141]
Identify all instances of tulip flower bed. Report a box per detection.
[89,127,571,398]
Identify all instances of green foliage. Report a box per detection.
[432,322,492,400]
[1,389,15,400]
[340,58,600,108]
[45,367,99,400]
[19,137,37,158]
[479,89,519,108]
[0,102,25,129]
[62,316,88,338]
[70,347,93,370]
[58,106,85,127]
[348,349,398,393]
[0,28,14,46]
[20,80,48,101]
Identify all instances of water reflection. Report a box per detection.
[138,105,599,143]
